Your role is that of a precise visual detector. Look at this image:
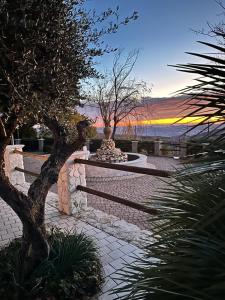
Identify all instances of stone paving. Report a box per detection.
[24,155,181,230]
[0,186,144,300]
[86,156,181,229]
[0,154,181,299]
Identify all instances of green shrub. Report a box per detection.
[115,139,132,152]
[114,164,225,300]
[21,138,39,152]
[20,125,37,139]
[89,139,102,152]
[43,137,54,154]
[0,229,103,300]
[138,140,154,155]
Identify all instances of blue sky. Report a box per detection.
[85,0,222,97]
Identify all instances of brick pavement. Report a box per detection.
[23,156,181,230]
[0,193,144,300]
[86,156,181,230]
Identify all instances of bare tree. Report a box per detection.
[89,50,151,139]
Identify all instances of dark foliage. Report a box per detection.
[0,229,103,300]
[0,0,137,282]
[114,166,225,300]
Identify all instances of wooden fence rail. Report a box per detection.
[13,149,48,161]
[76,185,158,215]
[14,153,171,215]
[74,158,171,178]
[15,167,39,177]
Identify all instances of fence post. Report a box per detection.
[131,140,139,153]
[4,145,25,185]
[154,140,162,156]
[180,141,187,158]
[57,150,87,215]
[14,138,21,145]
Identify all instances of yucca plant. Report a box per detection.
[114,11,225,300]
[114,165,225,299]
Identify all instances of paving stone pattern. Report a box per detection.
[24,156,181,230]
[0,193,144,299]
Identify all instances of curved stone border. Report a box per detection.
[76,207,154,248]
[16,182,154,249]
[86,153,156,181]
[86,163,156,182]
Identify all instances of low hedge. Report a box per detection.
[138,141,154,155]
[21,138,154,155]
[115,139,132,152]
[21,138,39,152]
[20,138,54,153]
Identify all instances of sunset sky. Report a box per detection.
[86,97,216,127]
[85,0,221,98]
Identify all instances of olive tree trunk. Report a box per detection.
[0,119,88,281]
[111,122,118,140]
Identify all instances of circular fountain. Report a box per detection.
[85,127,155,181]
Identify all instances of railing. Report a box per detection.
[76,185,158,215]
[13,149,48,160]
[15,166,39,177]
[14,150,171,216]
[73,158,170,215]
[74,158,171,178]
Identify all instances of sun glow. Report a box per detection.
[95,116,222,127]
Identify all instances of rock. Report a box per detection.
[93,139,128,163]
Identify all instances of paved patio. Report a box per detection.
[0,155,181,299]
[0,191,144,300]
[24,155,181,230]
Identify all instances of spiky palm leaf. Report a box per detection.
[174,41,225,146]
[113,166,225,300]
[114,27,225,300]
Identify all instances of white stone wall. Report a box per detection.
[86,153,154,181]
[57,151,87,215]
[4,145,25,185]
[154,140,162,156]
[4,145,88,216]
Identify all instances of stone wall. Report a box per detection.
[4,145,25,185]
[57,151,87,215]
[85,152,155,182]
[4,145,88,215]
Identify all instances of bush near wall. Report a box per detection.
[89,139,154,154]
[186,142,203,155]
[89,139,132,153]
[89,139,102,153]
[21,138,54,153]
[115,139,132,152]
[21,138,155,155]
[43,137,54,153]
[21,138,39,152]
[138,141,154,155]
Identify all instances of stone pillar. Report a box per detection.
[4,145,25,185]
[131,140,139,153]
[38,138,44,152]
[85,138,90,151]
[83,146,90,160]
[154,140,162,156]
[179,141,187,158]
[57,150,87,215]
[14,138,21,145]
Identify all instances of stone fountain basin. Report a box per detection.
[86,153,156,182]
